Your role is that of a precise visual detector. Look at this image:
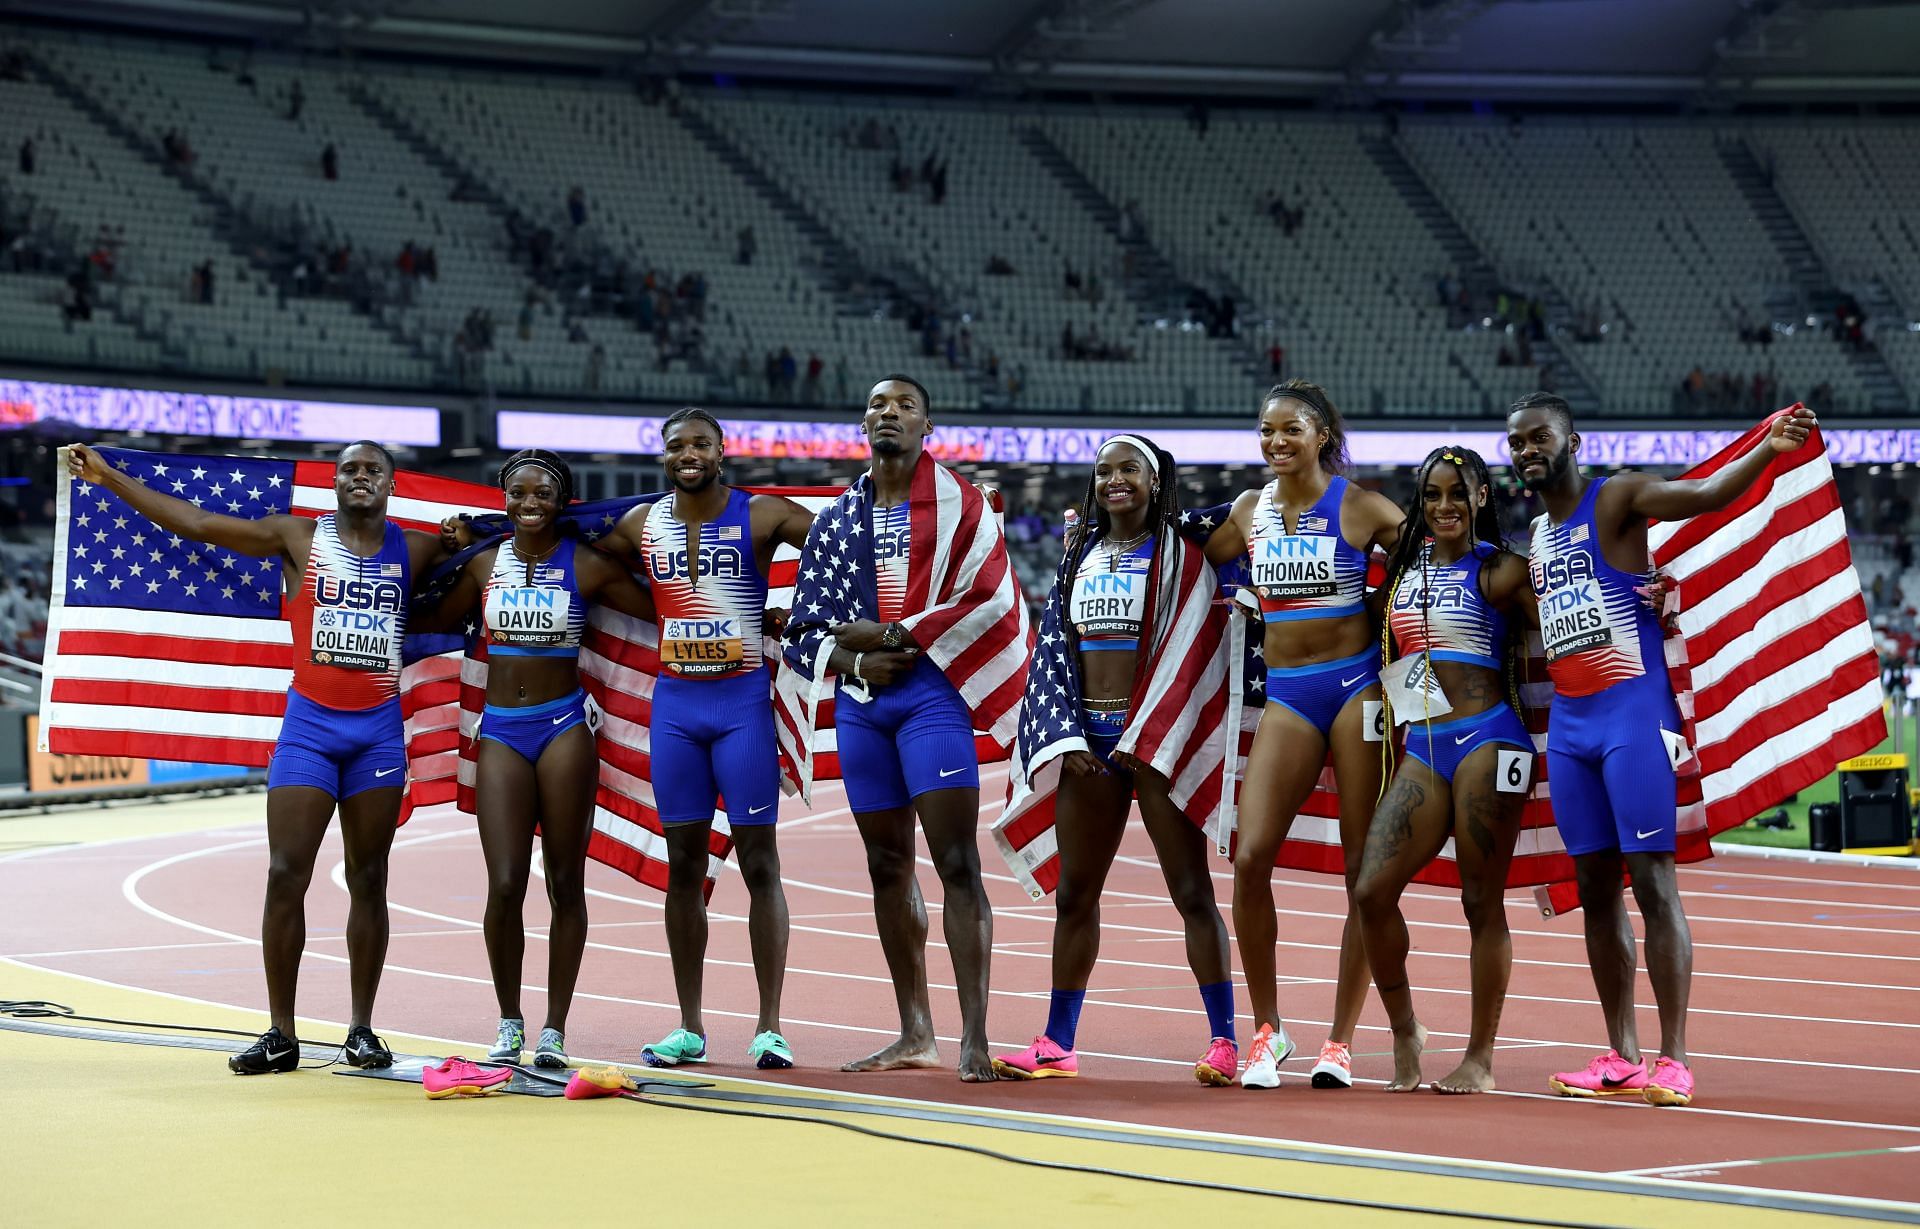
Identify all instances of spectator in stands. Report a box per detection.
[1267,342,1285,380]
[930,160,949,205]
[60,270,93,324]
[420,245,438,281]
[890,156,912,192]
[1064,263,1082,298]
[16,138,32,176]
[321,143,339,181]
[0,49,26,82]
[777,347,798,398]
[397,242,418,281]
[196,259,216,305]
[586,343,605,393]
[567,186,587,228]
[287,79,304,121]
[736,225,755,266]
[162,129,196,167]
[803,352,824,403]
[1895,532,1913,572]
[763,350,781,399]
[833,354,850,404]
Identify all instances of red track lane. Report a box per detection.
[3,782,1918,1207]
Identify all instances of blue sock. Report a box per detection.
[1198,981,1236,1043]
[1044,988,1087,1051]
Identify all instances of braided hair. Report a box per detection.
[1262,379,1351,475]
[498,448,574,507]
[1061,434,1186,666]
[1378,445,1525,728]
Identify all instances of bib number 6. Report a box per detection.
[1496,748,1532,795]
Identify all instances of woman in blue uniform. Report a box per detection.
[993,435,1237,1086]
[432,449,653,1068]
[1204,380,1403,1089]
[1351,446,1535,1094]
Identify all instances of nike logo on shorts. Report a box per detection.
[1453,732,1476,746]
[373,767,401,779]
[1635,827,1663,840]
[747,804,771,815]
[938,767,967,779]
[551,715,570,725]
[1340,674,1366,688]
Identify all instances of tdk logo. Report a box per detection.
[315,576,404,610]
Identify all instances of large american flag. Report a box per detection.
[780,452,1031,798]
[991,528,1233,898]
[1192,412,1881,914]
[41,445,497,765]
[40,447,850,895]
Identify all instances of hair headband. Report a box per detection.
[503,456,572,499]
[1101,434,1161,478]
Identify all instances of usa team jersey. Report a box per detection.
[1387,547,1508,670]
[287,514,410,710]
[1069,535,1153,652]
[482,539,586,657]
[1528,477,1665,698]
[640,488,769,678]
[872,502,912,626]
[1247,477,1368,623]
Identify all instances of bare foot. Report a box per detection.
[957,1048,998,1082]
[842,1036,940,1073]
[1385,1021,1427,1092]
[1433,1054,1495,1094]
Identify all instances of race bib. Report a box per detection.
[1363,699,1385,743]
[309,605,397,671]
[485,585,573,647]
[1538,579,1613,661]
[1251,535,1337,599]
[1495,748,1533,795]
[1070,571,1147,637]
[1380,654,1453,726]
[661,615,746,676]
[1660,727,1689,773]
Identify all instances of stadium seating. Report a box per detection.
[2,26,1914,420]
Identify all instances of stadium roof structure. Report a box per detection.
[15,0,1920,101]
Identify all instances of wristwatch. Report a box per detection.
[880,621,906,650]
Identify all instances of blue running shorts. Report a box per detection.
[267,688,405,799]
[835,656,979,813]
[1546,674,1685,857]
[1265,648,1380,737]
[651,668,781,826]
[1403,704,1533,785]
[476,690,589,765]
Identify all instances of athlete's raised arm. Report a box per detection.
[1607,407,1817,524]
[66,442,309,561]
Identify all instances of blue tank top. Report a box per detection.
[1528,477,1665,698]
[1247,476,1368,623]
[640,487,770,678]
[1387,547,1508,671]
[1069,534,1154,653]
[482,539,587,658]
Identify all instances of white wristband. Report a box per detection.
[852,652,864,681]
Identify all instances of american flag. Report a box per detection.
[401,487,843,896]
[991,528,1233,899]
[40,447,851,895]
[41,445,497,766]
[780,452,1031,799]
[1188,412,1881,916]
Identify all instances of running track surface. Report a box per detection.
[4,768,1918,1207]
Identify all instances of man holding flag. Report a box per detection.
[62,440,456,1075]
[1508,393,1818,1108]
[783,375,1031,1082]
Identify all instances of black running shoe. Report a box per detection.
[343,1025,393,1070]
[229,1026,300,1075]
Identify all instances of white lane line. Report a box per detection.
[1612,1144,1920,1178]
